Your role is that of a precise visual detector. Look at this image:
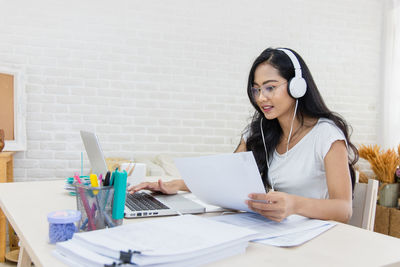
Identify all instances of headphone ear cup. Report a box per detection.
[288,77,307,98]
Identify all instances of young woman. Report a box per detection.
[128,47,358,223]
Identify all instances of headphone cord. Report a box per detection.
[286,99,299,158]
[260,99,299,191]
[260,117,273,191]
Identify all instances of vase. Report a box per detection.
[0,129,5,152]
[378,183,400,208]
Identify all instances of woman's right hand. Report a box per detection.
[127,179,187,195]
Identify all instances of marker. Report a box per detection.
[112,169,127,220]
[90,174,99,195]
[75,173,82,184]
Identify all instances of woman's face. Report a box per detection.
[252,63,295,121]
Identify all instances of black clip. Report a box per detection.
[104,262,118,267]
[120,250,140,264]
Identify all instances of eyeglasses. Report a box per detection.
[251,82,287,99]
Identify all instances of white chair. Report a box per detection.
[348,179,379,231]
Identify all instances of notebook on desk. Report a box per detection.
[80,130,205,218]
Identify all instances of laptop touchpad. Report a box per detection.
[156,194,205,213]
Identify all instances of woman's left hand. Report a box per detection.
[246,191,296,222]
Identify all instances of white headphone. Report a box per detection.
[277,48,307,99]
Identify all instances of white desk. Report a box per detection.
[1,180,400,267]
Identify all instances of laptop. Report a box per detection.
[80,130,205,218]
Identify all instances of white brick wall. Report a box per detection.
[0,0,383,181]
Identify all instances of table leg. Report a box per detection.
[0,209,5,262]
[0,161,6,183]
[17,246,31,267]
[6,158,13,183]
[8,221,19,251]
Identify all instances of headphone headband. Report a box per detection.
[277,48,302,77]
[277,48,307,99]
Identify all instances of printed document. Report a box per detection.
[174,152,266,212]
[211,212,336,247]
[256,223,335,247]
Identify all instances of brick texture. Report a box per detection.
[0,0,383,181]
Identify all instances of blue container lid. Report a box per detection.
[47,210,81,224]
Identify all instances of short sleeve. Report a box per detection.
[315,120,347,160]
[242,125,251,142]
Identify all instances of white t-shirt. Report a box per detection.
[244,118,346,199]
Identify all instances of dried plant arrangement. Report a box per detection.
[398,144,400,164]
[355,165,369,184]
[358,144,400,184]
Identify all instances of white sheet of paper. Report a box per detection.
[182,193,227,212]
[211,212,336,240]
[174,152,266,212]
[255,223,335,247]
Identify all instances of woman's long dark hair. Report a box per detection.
[245,47,358,191]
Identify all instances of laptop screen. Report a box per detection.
[80,131,108,176]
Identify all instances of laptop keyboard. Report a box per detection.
[126,192,170,211]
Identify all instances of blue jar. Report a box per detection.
[47,210,81,244]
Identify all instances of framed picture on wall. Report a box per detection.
[0,66,26,151]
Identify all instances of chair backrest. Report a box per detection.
[348,179,379,231]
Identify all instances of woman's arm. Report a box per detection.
[129,138,248,195]
[234,138,247,153]
[127,179,189,195]
[247,140,352,223]
[296,140,352,222]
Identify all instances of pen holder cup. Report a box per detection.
[74,184,123,232]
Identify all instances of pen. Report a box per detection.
[80,218,88,230]
[124,162,132,172]
[110,170,115,186]
[104,171,111,186]
[103,213,115,227]
[103,171,112,216]
[91,202,96,217]
[127,163,136,177]
[98,174,103,187]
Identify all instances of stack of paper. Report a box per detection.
[53,215,260,267]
